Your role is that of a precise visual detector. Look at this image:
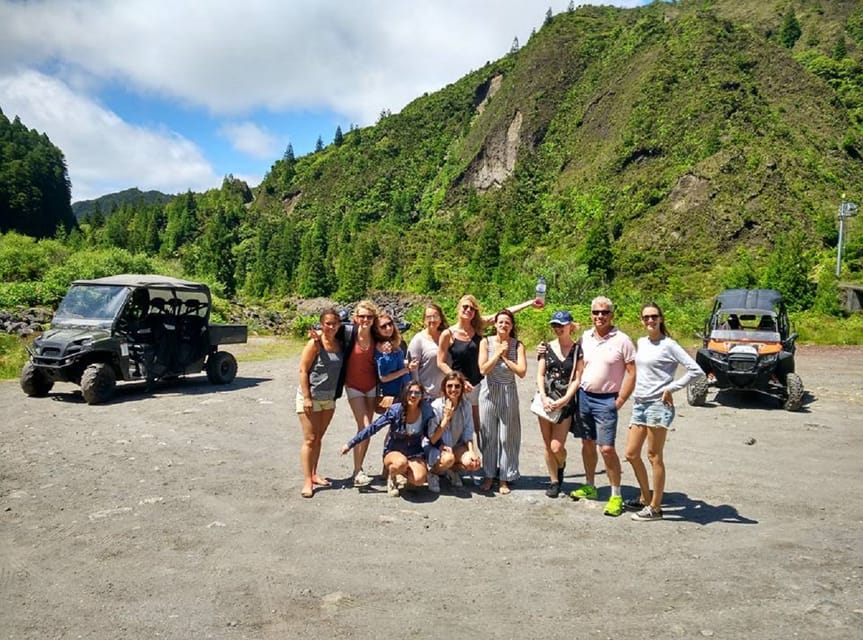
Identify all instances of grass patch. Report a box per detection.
[0,334,29,380]
[234,336,306,362]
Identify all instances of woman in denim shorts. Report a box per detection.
[623,302,704,521]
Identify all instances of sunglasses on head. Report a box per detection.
[591,309,611,316]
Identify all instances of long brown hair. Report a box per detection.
[439,371,467,405]
[372,310,403,349]
[425,303,449,331]
[493,308,517,340]
[641,301,670,338]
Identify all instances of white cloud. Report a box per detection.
[0,0,647,123]
[0,0,650,200]
[218,121,279,159]
[0,70,218,201]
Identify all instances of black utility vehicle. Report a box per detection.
[688,288,803,411]
[20,274,247,404]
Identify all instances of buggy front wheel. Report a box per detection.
[783,372,804,411]
[686,375,709,406]
[21,361,54,397]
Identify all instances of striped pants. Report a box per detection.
[478,380,521,482]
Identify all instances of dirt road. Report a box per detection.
[2,344,862,639]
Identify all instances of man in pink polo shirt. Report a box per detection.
[569,296,636,517]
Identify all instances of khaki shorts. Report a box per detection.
[295,391,336,414]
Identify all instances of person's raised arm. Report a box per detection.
[480,299,539,327]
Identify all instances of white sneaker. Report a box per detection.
[386,474,400,497]
[427,474,440,494]
[445,469,463,487]
[353,469,373,488]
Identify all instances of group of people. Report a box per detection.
[297,294,704,521]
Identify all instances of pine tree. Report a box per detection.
[314,136,324,152]
[334,126,344,146]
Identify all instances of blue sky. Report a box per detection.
[0,0,649,202]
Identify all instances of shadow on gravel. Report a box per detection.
[659,490,758,525]
[44,374,270,405]
[698,389,815,412]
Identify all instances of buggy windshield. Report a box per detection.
[709,328,781,343]
[53,285,129,325]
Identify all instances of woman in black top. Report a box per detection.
[437,294,539,435]
[536,310,583,498]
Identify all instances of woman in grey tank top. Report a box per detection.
[297,308,345,498]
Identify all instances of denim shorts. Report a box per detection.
[575,389,618,446]
[630,399,675,429]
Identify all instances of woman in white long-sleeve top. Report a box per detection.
[624,302,704,521]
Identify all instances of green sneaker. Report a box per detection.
[604,495,624,517]
[569,484,598,501]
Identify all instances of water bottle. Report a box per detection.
[535,276,547,307]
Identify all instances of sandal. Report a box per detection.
[312,475,330,487]
[499,481,511,495]
[301,487,314,498]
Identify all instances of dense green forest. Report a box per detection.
[1,0,863,334]
[72,188,176,221]
[0,109,76,238]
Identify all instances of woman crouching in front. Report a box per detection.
[340,381,433,497]
[425,371,482,493]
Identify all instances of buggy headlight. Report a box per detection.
[760,354,778,365]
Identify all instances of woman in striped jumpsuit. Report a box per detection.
[477,309,527,494]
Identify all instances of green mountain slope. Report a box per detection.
[244,0,862,305]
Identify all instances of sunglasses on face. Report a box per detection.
[408,390,423,397]
[445,383,462,390]
[591,309,611,316]
[424,314,440,320]
[379,321,393,329]
[642,314,660,321]
[356,313,374,320]
[461,305,476,312]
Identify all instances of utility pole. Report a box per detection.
[836,196,858,277]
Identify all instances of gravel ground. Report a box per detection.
[1,342,862,639]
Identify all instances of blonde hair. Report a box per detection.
[457,294,483,334]
[352,299,380,320]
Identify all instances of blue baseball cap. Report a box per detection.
[550,310,573,325]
